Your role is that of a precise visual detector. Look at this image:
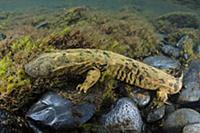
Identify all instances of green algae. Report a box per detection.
[0,8,160,111]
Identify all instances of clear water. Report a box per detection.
[0,0,199,18]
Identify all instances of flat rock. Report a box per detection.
[183,123,200,133]
[101,97,143,132]
[163,108,200,133]
[178,60,200,102]
[26,92,95,130]
[143,55,180,71]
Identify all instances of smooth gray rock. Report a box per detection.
[101,97,143,132]
[26,92,95,130]
[147,105,166,123]
[143,55,180,71]
[183,123,200,133]
[160,44,181,58]
[130,88,151,107]
[178,60,200,102]
[163,108,200,133]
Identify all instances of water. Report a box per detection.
[1,0,200,132]
[0,0,199,17]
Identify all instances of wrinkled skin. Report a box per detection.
[25,49,183,106]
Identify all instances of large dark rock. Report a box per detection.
[178,60,200,102]
[143,55,181,71]
[101,97,143,133]
[163,108,200,133]
[0,109,32,133]
[26,92,95,130]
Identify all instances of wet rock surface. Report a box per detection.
[163,108,200,133]
[0,109,31,133]
[100,97,143,132]
[182,123,200,133]
[35,21,49,29]
[26,92,95,130]
[143,55,180,71]
[178,60,200,102]
[129,88,151,107]
[147,105,166,123]
[0,33,6,41]
[160,44,181,58]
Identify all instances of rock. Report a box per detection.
[143,55,180,71]
[183,123,200,133]
[0,109,31,133]
[130,88,151,107]
[147,105,166,123]
[156,12,200,33]
[178,60,200,102]
[101,97,143,132]
[160,44,181,58]
[35,21,49,29]
[26,92,95,130]
[163,108,200,133]
[73,103,96,125]
[0,33,6,41]
[193,44,200,54]
[176,35,189,48]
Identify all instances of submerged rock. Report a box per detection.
[147,105,166,123]
[143,55,180,71]
[160,44,181,58]
[26,92,95,130]
[0,33,6,41]
[178,60,200,102]
[35,21,49,29]
[163,108,200,133]
[0,109,31,133]
[129,88,151,107]
[101,97,143,132]
[183,123,200,133]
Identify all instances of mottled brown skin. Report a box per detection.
[25,49,183,105]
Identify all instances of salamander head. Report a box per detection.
[24,53,56,78]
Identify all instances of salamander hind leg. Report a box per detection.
[76,68,101,93]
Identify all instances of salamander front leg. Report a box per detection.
[76,68,101,93]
